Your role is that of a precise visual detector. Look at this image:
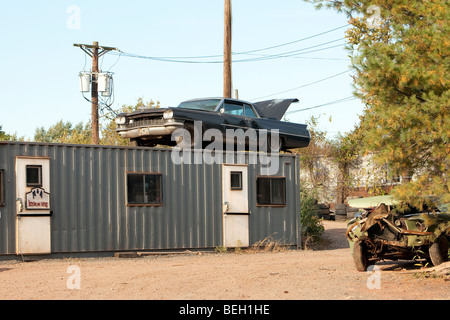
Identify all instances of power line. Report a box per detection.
[251,70,351,101]
[242,53,350,61]
[285,96,357,115]
[108,24,348,64]
[232,41,346,63]
[112,41,346,64]
[235,25,348,55]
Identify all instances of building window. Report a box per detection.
[26,165,42,187]
[0,170,5,206]
[256,177,286,206]
[230,171,242,190]
[127,173,163,205]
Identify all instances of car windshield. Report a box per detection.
[176,99,221,111]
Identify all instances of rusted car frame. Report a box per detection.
[346,196,450,271]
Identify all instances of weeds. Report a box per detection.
[214,246,228,254]
[249,235,289,253]
[300,189,324,249]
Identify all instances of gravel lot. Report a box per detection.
[0,221,448,300]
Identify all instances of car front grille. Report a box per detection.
[127,118,165,128]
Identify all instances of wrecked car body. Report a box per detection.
[346,196,450,271]
[115,98,310,151]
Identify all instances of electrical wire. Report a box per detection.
[250,70,351,101]
[112,41,346,64]
[119,24,348,60]
[285,96,357,115]
[234,24,348,55]
[107,24,349,64]
[232,42,346,63]
[107,51,122,71]
[242,53,350,61]
[80,74,117,117]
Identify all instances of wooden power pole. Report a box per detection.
[223,0,232,98]
[74,41,117,144]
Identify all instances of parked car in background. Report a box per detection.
[346,195,450,271]
[115,97,310,151]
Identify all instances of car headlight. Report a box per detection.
[163,110,174,119]
[115,117,127,125]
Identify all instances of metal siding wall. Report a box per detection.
[0,142,299,255]
[248,156,300,246]
[0,144,15,254]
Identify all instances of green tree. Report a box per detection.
[34,120,91,144]
[33,98,161,146]
[307,0,450,207]
[328,126,362,203]
[0,125,24,141]
[295,115,331,193]
[300,188,324,248]
[0,125,13,141]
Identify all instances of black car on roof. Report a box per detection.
[115,97,310,151]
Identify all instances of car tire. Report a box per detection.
[353,240,369,272]
[130,138,142,147]
[267,135,283,153]
[429,236,449,266]
[176,122,197,148]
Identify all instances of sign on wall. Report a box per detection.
[25,187,50,210]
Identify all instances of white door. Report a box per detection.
[15,157,51,255]
[222,164,249,247]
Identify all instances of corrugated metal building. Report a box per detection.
[0,141,301,256]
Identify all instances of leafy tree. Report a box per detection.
[33,98,161,146]
[295,115,363,203]
[295,115,331,193]
[0,125,13,141]
[307,0,450,207]
[300,188,324,248]
[0,125,24,141]
[328,125,362,203]
[34,120,91,144]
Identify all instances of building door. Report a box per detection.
[15,157,51,255]
[222,164,249,247]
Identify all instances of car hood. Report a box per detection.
[348,195,399,209]
[253,99,299,121]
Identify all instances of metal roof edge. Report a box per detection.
[0,140,299,158]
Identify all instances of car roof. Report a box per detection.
[180,97,299,121]
[180,97,254,105]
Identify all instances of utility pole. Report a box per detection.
[73,41,117,144]
[223,0,232,98]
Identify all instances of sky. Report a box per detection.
[0,0,364,141]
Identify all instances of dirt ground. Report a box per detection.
[0,220,448,300]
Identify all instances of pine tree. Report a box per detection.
[307,0,450,207]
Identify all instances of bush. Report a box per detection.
[300,189,325,248]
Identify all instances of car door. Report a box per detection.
[220,100,245,127]
[220,100,250,146]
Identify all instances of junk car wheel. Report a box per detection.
[353,240,370,272]
[130,138,142,147]
[175,123,195,148]
[177,122,203,149]
[267,135,283,153]
[429,236,449,266]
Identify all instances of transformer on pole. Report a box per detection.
[74,41,118,144]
